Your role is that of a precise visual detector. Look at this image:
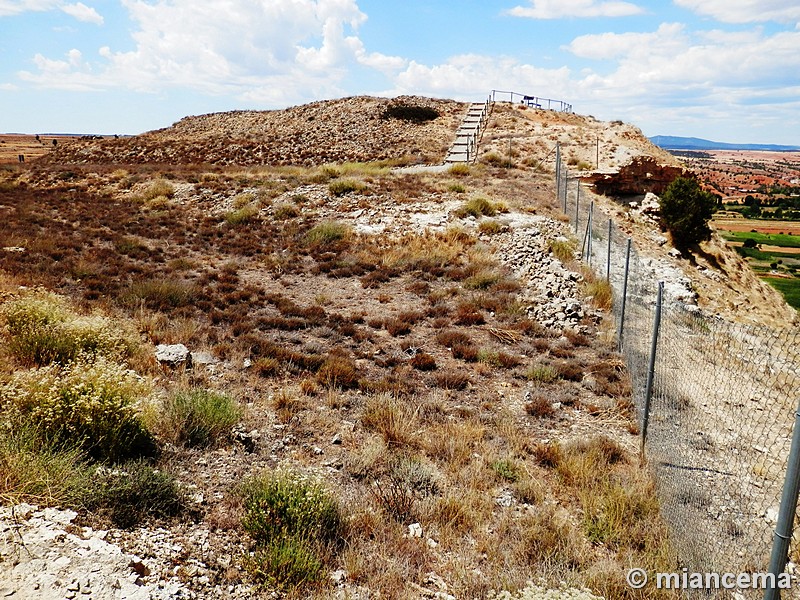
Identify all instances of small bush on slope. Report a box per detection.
[1,356,156,463]
[0,421,92,507]
[1,292,137,367]
[156,388,242,448]
[240,470,346,591]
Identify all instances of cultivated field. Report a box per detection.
[0,134,62,164]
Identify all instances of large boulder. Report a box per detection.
[155,343,191,367]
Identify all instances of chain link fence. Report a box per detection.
[555,154,800,597]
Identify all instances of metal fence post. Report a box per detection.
[606,218,612,282]
[617,238,632,352]
[764,401,800,600]
[555,144,561,204]
[587,201,593,266]
[581,201,593,264]
[641,281,664,454]
[574,177,580,235]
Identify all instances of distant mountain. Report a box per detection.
[650,135,800,152]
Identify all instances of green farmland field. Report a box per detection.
[719,230,800,310]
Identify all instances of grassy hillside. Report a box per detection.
[0,96,702,599]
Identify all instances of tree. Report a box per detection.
[658,176,717,250]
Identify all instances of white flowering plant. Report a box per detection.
[1,356,156,462]
[1,291,138,366]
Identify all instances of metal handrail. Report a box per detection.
[490,89,572,113]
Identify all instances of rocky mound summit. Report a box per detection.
[43,96,464,167]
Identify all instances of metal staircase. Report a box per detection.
[445,97,492,164]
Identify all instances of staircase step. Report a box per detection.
[445,100,492,163]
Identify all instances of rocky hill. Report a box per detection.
[41,96,464,167]
[1,94,795,600]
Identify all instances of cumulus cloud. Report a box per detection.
[584,26,800,90]
[566,22,686,59]
[18,48,101,91]
[17,0,405,104]
[506,0,645,19]
[0,1,59,17]
[60,2,101,24]
[390,54,572,102]
[673,0,800,25]
[0,0,102,22]
[562,22,800,128]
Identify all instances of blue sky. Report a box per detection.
[1,0,799,144]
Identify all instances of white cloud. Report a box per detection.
[60,2,102,24]
[0,0,102,22]
[566,23,800,90]
[673,0,800,24]
[18,48,101,91]
[18,0,406,104]
[390,54,572,103]
[0,1,59,17]
[506,0,645,19]
[566,22,686,59]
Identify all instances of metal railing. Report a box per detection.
[491,89,573,113]
[449,95,493,164]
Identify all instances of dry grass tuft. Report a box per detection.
[361,394,419,448]
[434,368,470,390]
[525,394,556,418]
[409,352,437,371]
[317,355,360,389]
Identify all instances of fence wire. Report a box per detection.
[557,160,800,596]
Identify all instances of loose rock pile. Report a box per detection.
[0,504,254,600]
[1,504,188,599]
[494,218,597,331]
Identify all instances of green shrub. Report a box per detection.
[245,537,326,591]
[1,292,136,366]
[492,458,521,482]
[122,279,195,311]
[274,203,300,219]
[381,104,439,123]
[464,270,504,290]
[316,355,359,389]
[305,221,351,245]
[158,389,242,448]
[448,163,471,177]
[0,421,92,507]
[132,178,175,202]
[525,364,557,383]
[548,238,576,262]
[89,459,184,528]
[241,470,344,547]
[455,197,497,218]
[582,277,613,311]
[1,356,156,463]
[240,470,345,590]
[328,178,366,197]
[224,203,259,225]
[478,219,504,235]
[659,176,717,250]
[481,152,516,169]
